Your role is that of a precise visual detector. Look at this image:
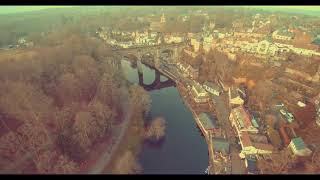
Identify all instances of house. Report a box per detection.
[165,36,183,44]
[191,82,210,103]
[256,39,278,56]
[251,117,260,129]
[279,126,292,146]
[198,113,217,133]
[18,37,26,45]
[212,137,230,154]
[290,46,320,57]
[202,81,221,96]
[289,137,312,156]
[230,106,274,156]
[297,101,306,108]
[177,62,199,79]
[245,156,258,174]
[272,29,295,41]
[279,108,295,123]
[233,32,265,39]
[229,106,259,134]
[239,131,274,157]
[237,86,247,100]
[228,87,244,107]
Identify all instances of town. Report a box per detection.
[95,9,320,174]
[0,6,320,174]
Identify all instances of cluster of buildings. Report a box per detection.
[176,62,199,80]
[96,13,187,49]
[186,80,222,105]
[229,106,274,158]
[95,11,320,174]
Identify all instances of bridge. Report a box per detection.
[110,41,230,174]
[112,41,189,92]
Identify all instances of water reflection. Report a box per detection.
[121,60,208,174]
[144,137,166,149]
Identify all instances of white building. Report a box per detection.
[190,81,210,103]
[289,137,312,157]
[203,81,221,96]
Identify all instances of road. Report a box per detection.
[213,94,245,174]
[162,63,245,174]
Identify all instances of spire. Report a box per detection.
[160,13,166,23]
[160,8,166,23]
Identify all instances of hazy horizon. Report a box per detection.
[0,6,319,16]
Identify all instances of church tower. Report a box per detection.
[160,10,166,24]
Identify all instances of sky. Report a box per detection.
[0,6,319,15]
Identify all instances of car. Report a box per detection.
[280,109,287,115]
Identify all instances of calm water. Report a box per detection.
[122,60,208,174]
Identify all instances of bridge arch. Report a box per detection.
[138,68,176,92]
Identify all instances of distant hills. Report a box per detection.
[0,6,74,15]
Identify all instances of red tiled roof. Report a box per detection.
[234,106,253,129]
[279,126,290,146]
[240,131,252,147]
[253,142,274,152]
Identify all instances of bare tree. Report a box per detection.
[112,151,142,174]
[144,117,167,141]
[258,148,297,174]
[71,111,96,151]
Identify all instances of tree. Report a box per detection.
[55,73,82,106]
[257,148,297,174]
[71,111,97,151]
[52,154,79,173]
[144,117,166,141]
[112,151,142,174]
[88,100,115,138]
[72,55,99,102]
[129,84,151,117]
[34,150,56,173]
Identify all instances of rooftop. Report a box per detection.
[312,37,320,46]
[245,156,257,173]
[276,28,295,38]
[231,106,253,130]
[253,142,274,152]
[290,137,307,151]
[193,82,208,95]
[204,81,221,91]
[230,87,241,99]
[251,117,259,128]
[212,137,230,154]
[199,113,215,130]
[240,131,252,147]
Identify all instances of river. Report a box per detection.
[122,60,209,174]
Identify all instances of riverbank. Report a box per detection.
[102,109,145,173]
